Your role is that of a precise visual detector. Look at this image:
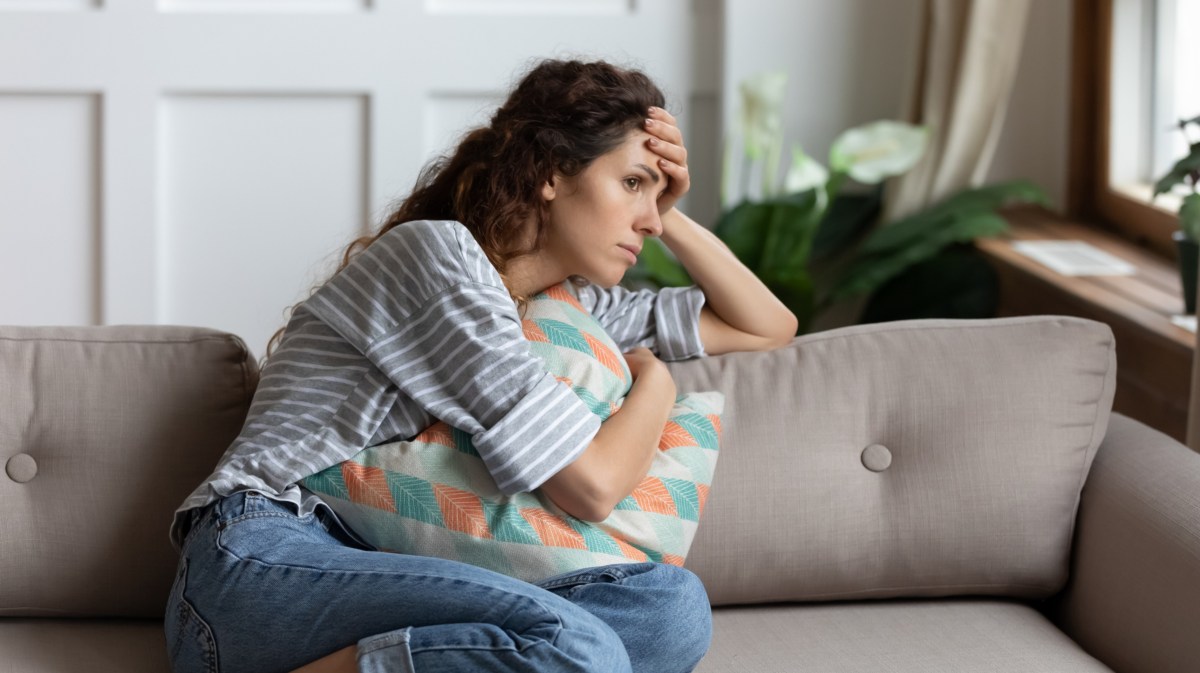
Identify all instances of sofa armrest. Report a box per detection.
[1048,413,1200,673]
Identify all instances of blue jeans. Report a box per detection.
[165,491,712,673]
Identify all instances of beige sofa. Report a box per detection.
[2,316,1198,672]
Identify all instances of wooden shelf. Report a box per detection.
[979,205,1193,442]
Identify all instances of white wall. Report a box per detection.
[0,0,720,355]
[722,0,924,202]
[0,0,1074,346]
[722,0,1072,210]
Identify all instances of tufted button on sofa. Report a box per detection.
[2,318,1199,672]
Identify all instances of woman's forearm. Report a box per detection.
[539,367,675,522]
[660,208,798,341]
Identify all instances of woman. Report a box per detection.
[166,59,797,673]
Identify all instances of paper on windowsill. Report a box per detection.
[1171,315,1197,333]
[1011,240,1137,277]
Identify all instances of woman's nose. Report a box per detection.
[639,206,663,237]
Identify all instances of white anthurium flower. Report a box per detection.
[783,144,829,194]
[829,121,928,184]
[739,71,788,160]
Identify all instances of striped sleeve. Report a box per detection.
[304,225,600,494]
[576,283,707,361]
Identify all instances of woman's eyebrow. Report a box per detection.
[633,163,661,184]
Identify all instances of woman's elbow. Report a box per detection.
[539,466,616,522]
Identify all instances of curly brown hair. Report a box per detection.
[266,58,666,357]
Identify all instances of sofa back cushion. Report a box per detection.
[0,326,257,618]
[670,316,1116,605]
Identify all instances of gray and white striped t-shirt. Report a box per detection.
[170,219,706,547]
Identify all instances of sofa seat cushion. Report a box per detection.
[699,600,1111,672]
[0,619,168,672]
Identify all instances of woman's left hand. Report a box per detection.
[644,106,690,216]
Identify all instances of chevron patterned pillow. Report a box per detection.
[301,280,723,582]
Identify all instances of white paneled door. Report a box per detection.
[0,0,721,357]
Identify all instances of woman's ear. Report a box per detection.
[541,175,558,202]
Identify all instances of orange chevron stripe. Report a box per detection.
[434,483,492,539]
[662,553,686,566]
[544,283,587,312]
[612,536,649,562]
[631,478,677,516]
[522,319,550,342]
[707,413,722,437]
[412,421,455,449]
[582,332,627,381]
[342,462,397,512]
[696,483,711,513]
[658,420,695,450]
[520,508,588,550]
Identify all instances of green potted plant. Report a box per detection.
[630,71,929,333]
[630,71,1047,333]
[1152,115,1200,314]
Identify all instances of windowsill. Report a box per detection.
[980,204,1194,352]
[979,204,1193,442]
[1110,181,1184,217]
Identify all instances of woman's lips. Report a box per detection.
[619,244,639,264]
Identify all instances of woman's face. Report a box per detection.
[539,131,667,288]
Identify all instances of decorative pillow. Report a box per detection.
[301,281,723,583]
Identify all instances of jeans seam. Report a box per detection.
[216,510,302,530]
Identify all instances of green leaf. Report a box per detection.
[714,192,820,273]
[1154,143,1200,197]
[859,246,999,323]
[810,186,884,262]
[764,269,815,334]
[713,199,771,269]
[626,237,691,289]
[825,211,1009,304]
[860,180,1045,256]
[1181,193,1200,241]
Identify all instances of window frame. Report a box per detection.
[1069,0,1180,260]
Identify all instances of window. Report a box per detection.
[1073,0,1197,257]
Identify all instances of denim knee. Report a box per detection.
[551,609,633,673]
[647,565,713,666]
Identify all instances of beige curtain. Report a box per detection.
[883,0,1033,222]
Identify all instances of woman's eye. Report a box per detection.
[624,177,640,191]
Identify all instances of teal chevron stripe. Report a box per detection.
[482,500,543,545]
[668,447,717,485]
[614,495,640,512]
[672,412,719,450]
[629,542,663,564]
[385,473,444,527]
[661,478,701,522]
[573,385,614,420]
[536,318,592,355]
[450,426,479,456]
[301,467,350,502]
[566,518,623,557]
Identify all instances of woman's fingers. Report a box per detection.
[645,109,683,146]
[646,135,687,165]
[645,107,690,212]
